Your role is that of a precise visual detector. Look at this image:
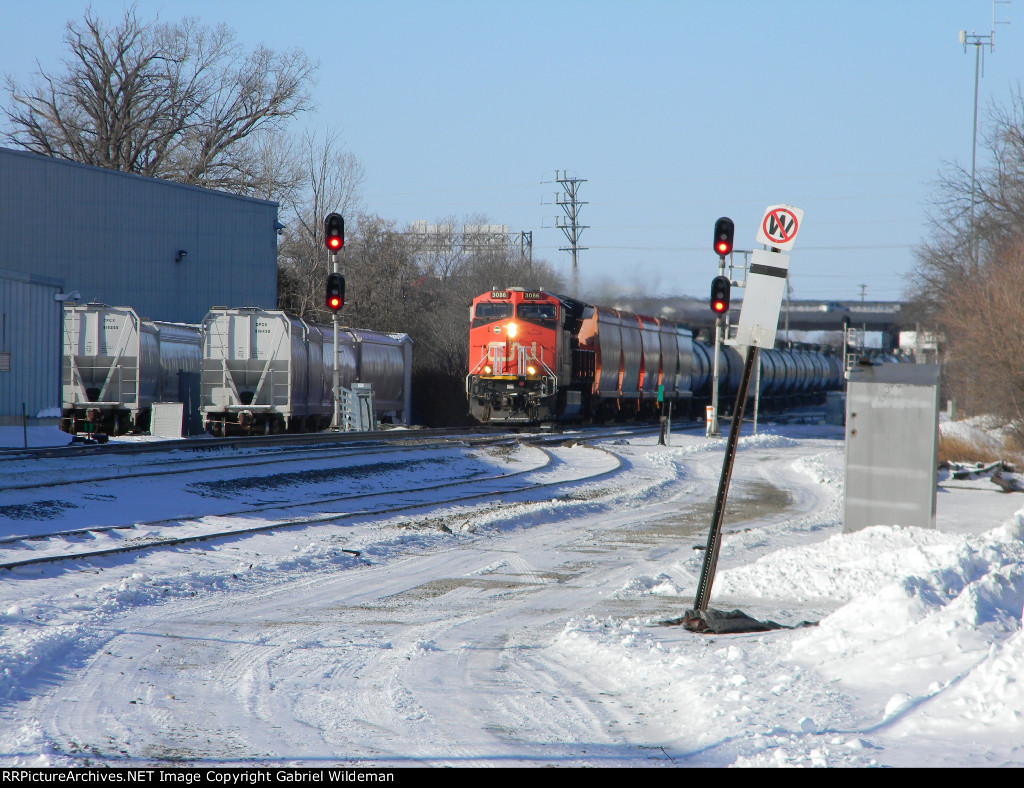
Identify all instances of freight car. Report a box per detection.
[61,303,202,435]
[466,288,842,424]
[200,307,412,435]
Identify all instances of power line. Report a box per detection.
[532,243,914,252]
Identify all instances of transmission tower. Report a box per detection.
[554,171,588,274]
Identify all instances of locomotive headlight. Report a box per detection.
[506,322,517,338]
[484,365,492,374]
[527,365,537,375]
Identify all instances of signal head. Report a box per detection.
[710,275,731,315]
[326,272,345,312]
[324,213,345,252]
[713,217,735,257]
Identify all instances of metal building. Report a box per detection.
[0,269,65,425]
[0,147,279,425]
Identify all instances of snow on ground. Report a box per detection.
[940,414,1022,460]
[1,420,1024,767]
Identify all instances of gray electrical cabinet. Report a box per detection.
[843,363,940,533]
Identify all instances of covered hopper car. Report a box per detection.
[61,303,202,435]
[200,307,412,435]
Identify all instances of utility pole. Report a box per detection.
[859,283,867,302]
[960,1,1010,264]
[555,171,588,284]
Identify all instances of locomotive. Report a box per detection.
[466,288,842,424]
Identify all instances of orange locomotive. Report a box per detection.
[466,288,710,423]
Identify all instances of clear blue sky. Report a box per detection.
[2,1,1020,301]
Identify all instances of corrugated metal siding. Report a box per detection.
[0,147,278,324]
[0,269,63,422]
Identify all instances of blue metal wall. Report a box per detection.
[0,147,279,324]
[0,269,64,423]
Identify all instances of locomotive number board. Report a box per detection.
[489,291,545,300]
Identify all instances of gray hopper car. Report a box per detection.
[200,307,412,436]
[61,303,202,435]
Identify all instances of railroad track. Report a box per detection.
[0,436,520,493]
[0,425,506,463]
[0,415,717,464]
[0,417,769,572]
[0,442,627,572]
[0,421,692,494]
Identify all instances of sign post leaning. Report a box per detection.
[691,205,803,616]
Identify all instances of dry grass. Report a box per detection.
[938,433,1024,468]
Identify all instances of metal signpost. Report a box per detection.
[708,310,723,438]
[691,205,803,617]
[324,213,345,429]
[332,271,340,430]
[707,219,735,438]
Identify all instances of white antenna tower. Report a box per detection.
[959,1,1011,262]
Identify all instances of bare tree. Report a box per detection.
[3,6,316,196]
[342,215,422,333]
[926,239,1024,428]
[909,87,1024,427]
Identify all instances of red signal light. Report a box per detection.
[324,213,344,252]
[326,273,345,312]
[710,276,731,315]
[713,217,734,258]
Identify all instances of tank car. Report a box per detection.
[61,303,201,435]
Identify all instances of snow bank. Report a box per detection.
[940,415,1013,455]
[560,508,1024,766]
